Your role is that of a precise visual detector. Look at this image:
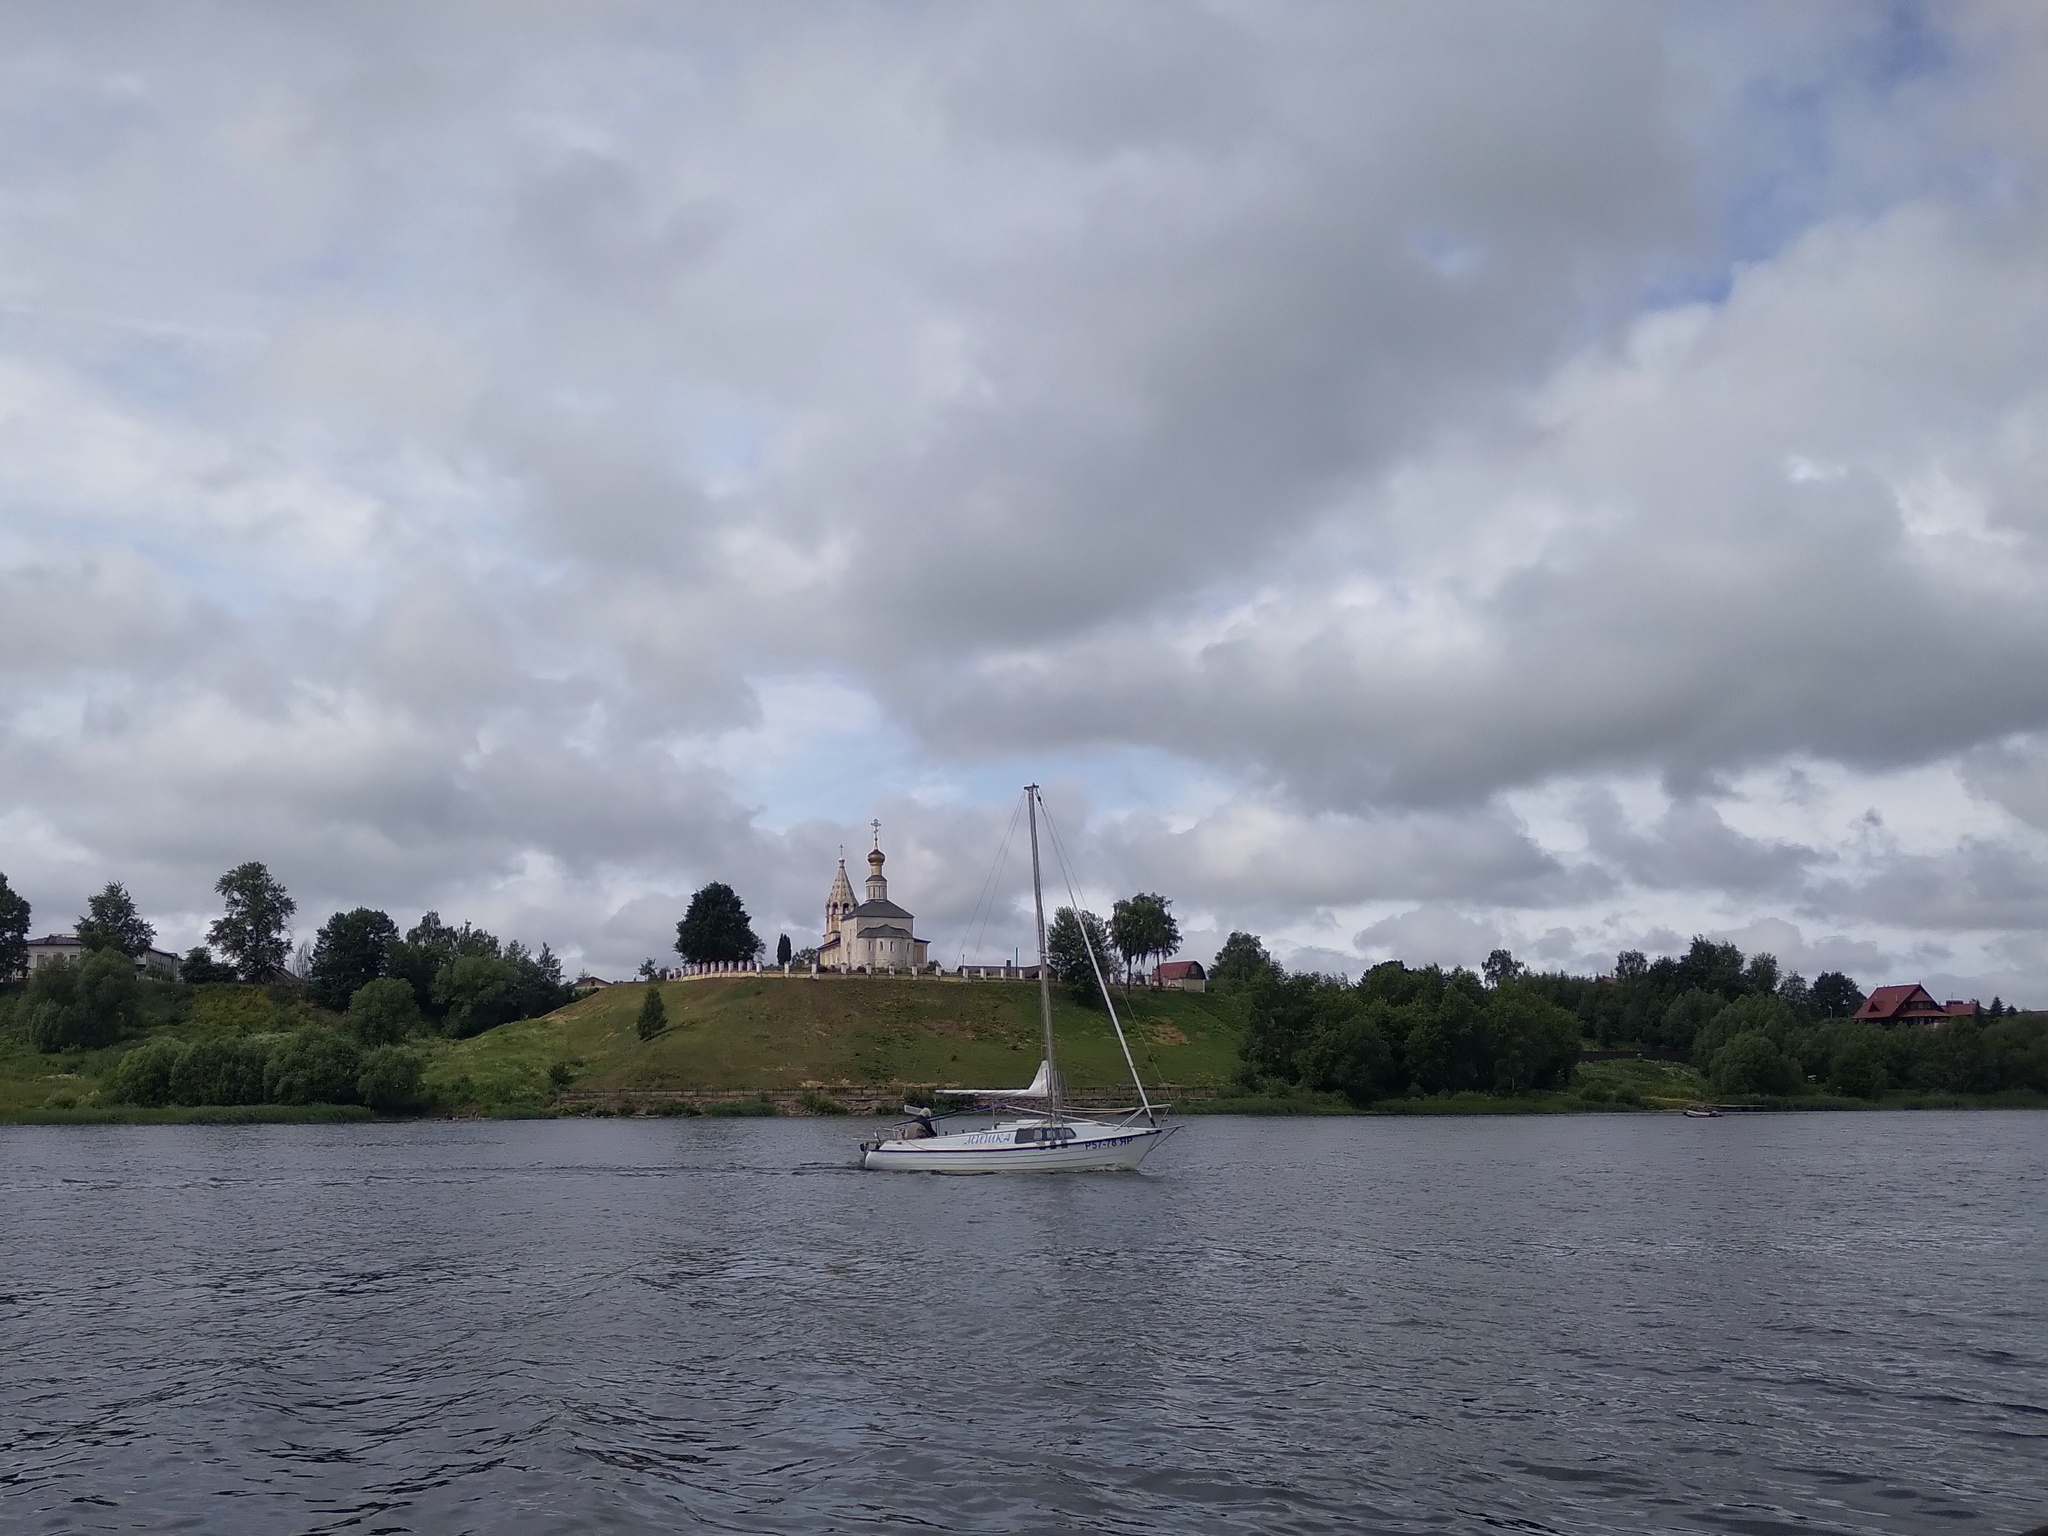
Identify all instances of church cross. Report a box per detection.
[871,818,881,849]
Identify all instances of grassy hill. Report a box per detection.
[424,976,1249,1114]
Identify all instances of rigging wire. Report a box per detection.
[955,792,1025,972]
[1034,790,1155,1118]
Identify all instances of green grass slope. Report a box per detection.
[423,977,1247,1111]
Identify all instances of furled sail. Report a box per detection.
[943,1060,1053,1099]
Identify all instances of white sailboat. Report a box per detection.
[859,785,1177,1173]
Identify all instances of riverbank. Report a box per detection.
[3,978,2043,1121]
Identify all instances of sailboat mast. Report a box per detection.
[1025,784,1061,1118]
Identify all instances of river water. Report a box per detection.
[2,1113,2042,1534]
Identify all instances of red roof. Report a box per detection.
[1854,984,1976,1024]
[1155,961,1206,981]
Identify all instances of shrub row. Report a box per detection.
[105,1028,425,1112]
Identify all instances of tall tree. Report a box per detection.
[777,933,793,967]
[1110,893,1180,985]
[309,908,400,1012]
[1483,948,1525,988]
[76,882,155,958]
[1210,931,1278,990]
[0,871,28,981]
[637,986,667,1040]
[1742,952,1780,997]
[207,862,297,981]
[675,883,761,965]
[1046,906,1113,1001]
[1810,971,1864,1019]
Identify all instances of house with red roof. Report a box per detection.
[1151,960,1207,993]
[1852,984,1979,1027]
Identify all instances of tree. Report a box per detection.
[1482,948,1525,989]
[1211,932,1278,990]
[76,882,155,958]
[309,908,400,1012]
[1238,970,1328,1085]
[432,954,525,1039]
[169,1037,269,1107]
[1613,949,1648,982]
[208,863,296,981]
[1677,937,1747,998]
[777,933,793,967]
[24,949,137,1051]
[1488,990,1581,1093]
[347,977,423,1045]
[1828,1036,1888,1098]
[106,1038,183,1107]
[1779,972,1812,1017]
[1810,971,1864,1019]
[675,882,761,965]
[264,1028,363,1105]
[180,946,238,984]
[1110,893,1180,985]
[1709,1031,1801,1098]
[637,986,668,1040]
[1742,952,1780,997]
[1046,906,1112,1000]
[0,871,28,981]
[386,911,461,1014]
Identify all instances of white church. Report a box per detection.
[817,827,929,972]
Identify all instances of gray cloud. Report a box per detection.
[3,4,2048,994]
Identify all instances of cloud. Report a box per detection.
[1353,907,1506,974]
[3,5,2048,995]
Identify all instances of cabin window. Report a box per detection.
[1014,1125,1077,1145]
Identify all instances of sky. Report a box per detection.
[4,1,2048,1001]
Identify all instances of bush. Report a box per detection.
[264,1028,364,1105]
[189,984,279,1033]
[800,1089,849,1115]
[1710,1031,1802,1098]
[1985,1016,2048,1091]
[169,1036,270,1106]
[25,1000,86,1053]
[1827,1036,1889,1098]
[105,1038,185,1106]
[704,1098,777,1116]
[357,1046,425,1112]
[347,977,423,1046]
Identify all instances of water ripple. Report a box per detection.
[1,1113,2043,1533]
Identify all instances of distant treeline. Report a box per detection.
[298,908,570,1039]
[1,859,572,1050]
[1219,936,1580,1105]
[1212,932,2048,1103]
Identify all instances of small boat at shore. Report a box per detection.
[1683,1104,1723,1118]
[859,785,1176,1174]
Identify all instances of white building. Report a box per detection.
[21,934,182,981]
[817,833,929,972]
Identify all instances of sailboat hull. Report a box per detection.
[861,1121,1175,1173]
